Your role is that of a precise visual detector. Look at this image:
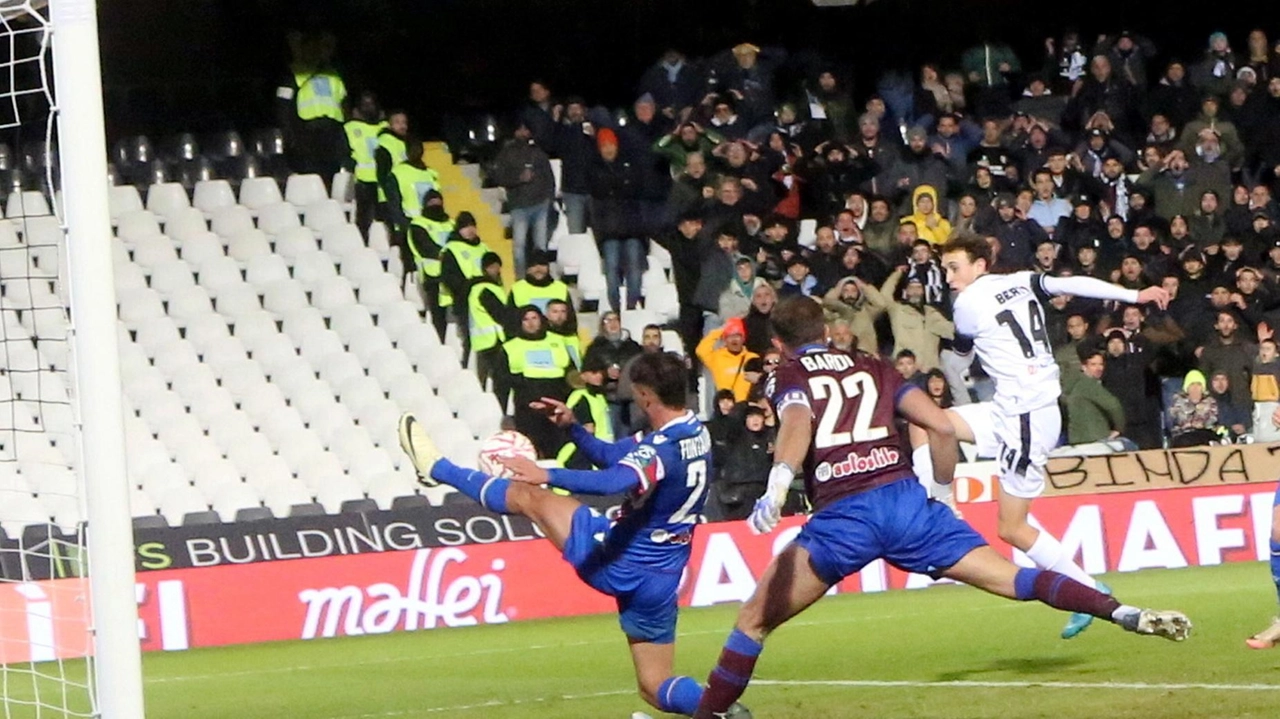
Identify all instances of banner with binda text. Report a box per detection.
[0,480,1273,663]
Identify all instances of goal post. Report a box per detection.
[50,0,146,716]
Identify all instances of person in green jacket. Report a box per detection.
[1064,347,1127,445]
[653,122,724,176]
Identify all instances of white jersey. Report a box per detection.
[953,272,1063,415]
[953,271,1139,415]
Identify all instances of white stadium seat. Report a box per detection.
[258,407,307,452]
[226,229,271,265]
[312,275,357,315]
[231,309,281,353]
[179,231,226,269]
[281,306,328,345]
[356,274,404,312]
[374,300,422,343]
[319,223,364,259]
[367,348,414,389]
[167,285,215,327]
[256,202,302,236]
[109,184,144,223]
[246,253,291,288]
[277,429,327,472]
[116,209,163,243]
[194,457,244,499]
[388,373,434,409]
[183,313,231,355]
[284,174,328,208]
[273,226,317,264]
[338,247,385,288]
[292,249,339,287]
[303,200,346,232]
[148,258,195,296]
[212,283,263,322]
[163,207,209,244]
[239,383,288,425]
[192,179,236,217]
[367,471,414,510]
[238,177,284,214]
[261,279,310,317]
[131,234,180,269]
[263,478,314,517]
[117,287,167,329]
[329,304,375,341]
[146,182,192,219]
[309,402,356,448]
[200,335,249,375]
[210,205,255,239]
[243,454,294,494]
[158,485,209,526]
[7,190,51,218]
[134,316,181,357]
[218,359,269,402]
[211,483,262,523]
[345,325,394,367]
[196,255,244,297]
[315,475,364,514]
[318,351,365,389]
[368,222,391,259]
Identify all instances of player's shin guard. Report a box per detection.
[1014,568,1120,619]
[1025,530,1098,589]
[430,459,511,513]
[1271,539,1280,606]
[657,675,703,716]
[693,629,762,719]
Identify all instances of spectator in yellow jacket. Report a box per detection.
[696,317,759,402]
[903,184,952,244]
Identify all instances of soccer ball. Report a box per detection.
[477,430,537,477]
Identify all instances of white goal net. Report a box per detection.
[0,1,144,717]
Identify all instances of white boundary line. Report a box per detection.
[752,679,1280,692]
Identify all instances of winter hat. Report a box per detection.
[596,127,618,149]
[722,317,747,338]
[1183,369,1207,392]
[455,211,477,229]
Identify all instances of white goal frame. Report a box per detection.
[50,0,146,716]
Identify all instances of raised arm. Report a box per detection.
[546,464,641,496]
[1038,274,1168,308]
[565,422,639,468]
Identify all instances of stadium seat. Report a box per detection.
[158,485,209,526]
[146,182,192,219]
[416,344,462,387]
[315,475,365,514]
[210,205,255,239]
[338,374,385,416]
[239,382,287,425]
[183,313,231,356]
[284,174,328,208]
[273,226,316,264]
[218,359,269,402]
[238,177,283,214]
[148,257,195,295]
[242,454,293,493]
[388,372,434,409]
[311,275,358,315]
[438,372,484,416]
[317,351,365,389]
[245,253,291,288]
[163,207,209,244]
[367,471,415,510]
[0,223,19,249]
[17,215,63,247]
[348,448,396,490]
[327,422,375,466]
[198,332,248,374]
[167,285,215,327]
[407,393,456,434]
[212,283,263,322]
[116,209,163,243]
[262,478,314,518]
[797,218,817,249]
[131,234,180,269]
[1,495,50,535]
[109,184,144,223]
[391,494,429,511]
[291,249,338,287]
[117,287,167,329]
[269,357,320,400]
[368,222,391,259]
[129,488,157,518]
[356,399,402,448]
[134,316,181,357]
[6,190,51,218]
[367,347,414,389]
[178,231,225,269]
[211,483,262,523]
[303,200,346,232]
[308,401,356,448]
[329,304,375,341]
[257,406,307,452]
[281,306,327,344]
[294,447,346,491]
[226,228,271,265]
[193,457,244,498]
[338,247,385,288]
[261,279,310,317]
[289,376,339,421]
[319,223,364,259]
[345,325,394,367]
[256,202,301,235]
[330,169,353,207]
[196,255,244,297]
[224,426,273,469]
[295,330,343,365]
[356,274,404,312]
[457,394,503,439]
[230,309,279,352]
[192,179,236,217]
[373,300,422,343]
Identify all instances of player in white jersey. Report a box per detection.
[923,232,1168,639]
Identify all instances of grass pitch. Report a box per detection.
[15,562,1280,718]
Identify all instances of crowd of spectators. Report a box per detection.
[477,29,1280,518]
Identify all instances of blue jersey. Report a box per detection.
[606,411,711,572]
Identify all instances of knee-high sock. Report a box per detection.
[1014,568,1126,620]
[1025,529,1097,590]
[657,675,703,716]
[1271,538,1280,606]
[430,459,511,513]
[693,629,762,719]
[912,444,936,493]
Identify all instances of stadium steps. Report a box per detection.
[422,143,514,286]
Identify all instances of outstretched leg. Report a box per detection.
[693,544,832,718]
[943,546,1190,641]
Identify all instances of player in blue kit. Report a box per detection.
[1248,406,1280,649]
[399,351,748,718]
[692,298,1190,719]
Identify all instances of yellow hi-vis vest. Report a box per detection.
[510,279,570,315]
[504,335,571,379]
[468,282,508,352]
[344,120,387,182]
[293,70,346,122]
[391,163,441,219]
[376,132,408,202]
[408,216,455,278]
[440,239,491,307]
[555,388,613,466]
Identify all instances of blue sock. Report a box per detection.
[1271,539,1280,606]
[1014,568,1042,601]
[430,459,510,513]
[657,675,703,716]
[725,628,763,657]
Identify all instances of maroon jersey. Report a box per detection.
[766,346,915,510]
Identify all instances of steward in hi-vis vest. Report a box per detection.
[408,189,456,342]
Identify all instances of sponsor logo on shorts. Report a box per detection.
[815,447,901,482]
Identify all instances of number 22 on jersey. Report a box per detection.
[809,372,889,449]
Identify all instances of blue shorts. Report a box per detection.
[793,478,987,586]
[562,505,680,644]
[1274,482,1280,507]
